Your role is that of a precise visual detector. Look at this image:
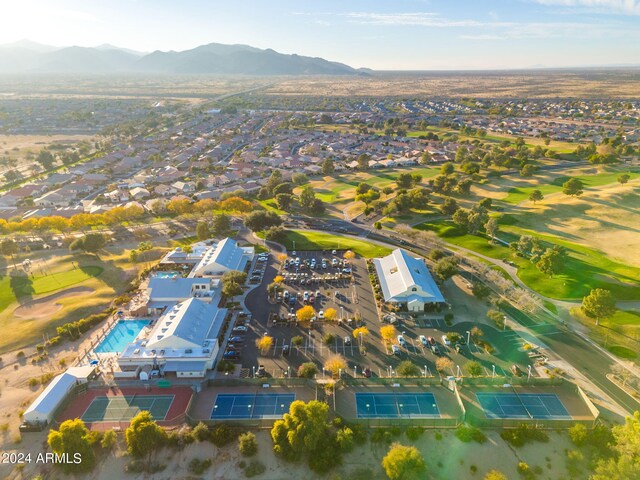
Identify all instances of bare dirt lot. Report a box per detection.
[13,286,95,319]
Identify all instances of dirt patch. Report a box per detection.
[13,286,95,319]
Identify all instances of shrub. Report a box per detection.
[16,351,25,359]
[406,426,424,441]
[297,362,319,379]
[210,424,237,447]
[244,460,266,478]
[217,359,236,373]
[292,335,304,346]
[500,424,549,447]
[238,432,258,457]
[188,458,212,475]
[100,430,117,449]
[336,427,354,453]
[456,424,487,444]
[323,333,336,345]
[568,423,588,447]
[192,422,210,442]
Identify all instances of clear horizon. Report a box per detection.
[1,0,639,70]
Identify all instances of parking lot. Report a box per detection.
[234,249,535,382]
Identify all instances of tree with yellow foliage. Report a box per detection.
[256,335,274,354]
[352,326,370,341]
[380,325,397,344]
[324,354,347,377]
[274,275,284,284]
[296,305,316,323]
[344,250,356,260]
[324,307,338,322]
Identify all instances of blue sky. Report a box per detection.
[1,0,639,69]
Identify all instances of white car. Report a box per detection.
[419,335,428,347]
[391,345,401,355]
[397,335,406,347]
[318,310,325,319]
[332,258,338,266]
[441,335,451,346]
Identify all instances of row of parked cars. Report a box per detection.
[249,253,270,284]
[391,334,467,356]
[222,314,252,359]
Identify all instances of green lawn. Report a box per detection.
[415,220,640,300]
[0,265,104,313]
[277,230,392,258]
[502,169,640,204]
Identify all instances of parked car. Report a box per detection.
[232,325,248,333]
[318,310,325,319]
[391,345,401,355]
[430,344,440,355]
[397,335,407,347]
[332,259,338,267]
[332,249,337,255]
[511,365,524,377]
[362,367,372,378]
[229,336,244,344]
[283,290,290,300]
[223,350,240,359]
[282,345,290,355]
[419,335,428,347]
[257,365,266,377]
[344,336,351,346]
[441,335,451,346]
[427,336,436,346]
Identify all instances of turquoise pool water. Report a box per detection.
[153,271,179,279]
[94,319,150,353]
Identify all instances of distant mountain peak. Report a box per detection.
[0,40,361,75]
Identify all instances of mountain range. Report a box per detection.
[0,40,361,75]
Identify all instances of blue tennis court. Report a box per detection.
[356,393,441,418]
[476,392,571,420]
[211,393,295,419]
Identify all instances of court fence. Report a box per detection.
[206,377,313,388]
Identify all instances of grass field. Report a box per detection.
[408,127,579,154]
[276,229,392,258]
[502,168,640,204]
[0,249,144,353]
[415,219,640,301]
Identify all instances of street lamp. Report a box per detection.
[353,366,357,377]
[503,315,507,331]
[527,365,532,381]
[456,365,461,377]
[492,365,496,378]
[424,365,428,377]
[252,366,256,378]
[322,367,325,379]
[466,330,471,348]
[339,368,342,379]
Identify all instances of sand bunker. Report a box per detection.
[13,286,95,319]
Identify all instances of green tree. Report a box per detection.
[529,189,544,204]
[238,432,258,457]
[244,211,282,232]
[273,182,294,196]
[441,162,455,175]
[434,256,459,282]
[535,246,566,277]
[420,150,432,164]
[617,174,631,185]
[70,233,106,255]
[520,164,536,177]
[382,443,426,480]
[291,173,309,186]
[563,178,584,196]
[271,400,340,472]
[321,158,335,175]
[211,214,232,237]
[396,361,421,377]
[47,419,95,473]
[452,208,470,233]
[0,238,18,263]
[582,288,616,326]
[196,222,210,241]
[485,217,499,242]
[36,150,55,170]
[592,412,640,480]
[464,361,483,377]
[125,411,167,467]
[299,185,317,210]
[275,193,293,210]
[297,362,319,379]
[357,153,370,170]
[440,197,458,215]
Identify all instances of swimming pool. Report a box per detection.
[153,271,179,279]
[94,319,150,353]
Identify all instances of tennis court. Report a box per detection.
[81,394,174,422]
[476,392,571,420]
[355,392,441,418]
[211,393,295,420]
